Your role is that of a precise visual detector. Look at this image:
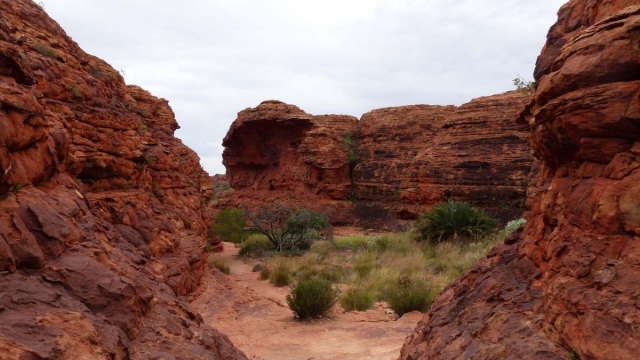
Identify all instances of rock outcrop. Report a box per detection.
[0,1,245,358]
[400,1,640,359]
[221,94,533,226]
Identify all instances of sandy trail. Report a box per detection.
[191,242,422,360]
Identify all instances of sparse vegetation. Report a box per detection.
[65,84,82,100]
[239,234,274,256]
[245,204,329,252]
[210,209,246,243]
[513,76,536,94]
[414,201,498,243]
[13,183,23,191]
[34,42,56,59]
[384,278,433,316]
[342,131,358,170]
[256,226,510,316]
[505,218,526,233]
[208,255,230,274]
[259,266,271,280]
[340,286,375,311]
[269,262,294,287]
[286,279,336,319]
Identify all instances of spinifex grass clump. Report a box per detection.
[415,201,498,243]
[286,279,336,319]
[384,277,434,316]
[339,286,375,311]
[269,262,294,287]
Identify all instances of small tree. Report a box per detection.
[210,209,246,243]
[245,204,329,252]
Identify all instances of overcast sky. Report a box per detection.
[39,0,566,175]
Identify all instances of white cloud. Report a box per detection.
[40,0,566,174]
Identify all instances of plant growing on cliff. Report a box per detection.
[245,204,329,252]
[513,76,536,94]
[342,131,359,171]
[210,209,246,244]
[286,279,336,319]
[414,201,498,243]
[65,84,82,100]
[34,42,56,59]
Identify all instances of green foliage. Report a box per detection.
[318,266,345,283]
[354,251,377,277]
[505,218,526,234]
[34,42,56,59]
[270,262,294,287]
[513,76,536,94]
[210,209,246,244]
[204,242,212,252]
[239,234,274,256]
[384,278,434,316]
[246,205,329,252]
[340,286,375,311]
[64,84,82,100]
[209,256,230,274]
[13,183,23,191]
[415,201,498,243]
[145,155,153,165]
[342,131,359,170]
[286,279,336,319]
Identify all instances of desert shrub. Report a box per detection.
[208,256,230,274]
[270,262,294,287]
[246,205,329,252]
[339,286,375,311]
[505,218,526,234]
[295,265,320,281]
[384,278,433,316]
[259,266,271,280]
[34,42,56,59]
[319,266,346,283]
[286,279,336,319]
[513,76,536,94]
[354,250,377,277]
[210,209,246,243]
[239,234,273,256]
[415,201,498,243]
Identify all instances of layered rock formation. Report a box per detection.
[0,1,245,358]
[221,93,532,226]
[400,1,640,359]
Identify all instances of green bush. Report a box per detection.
[34,42,56,59]
[505,218,526,234]
[239,234,273,256]
[286,279,336,319]
[270,262,294,287]
[384,279,433,316]
[340,286,375,311]
[319,266,345,283]
[210,209,246,243]
[415,201,498,243]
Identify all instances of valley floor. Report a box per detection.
[190,242,423,360]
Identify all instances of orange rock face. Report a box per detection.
[0,1,245,359]
[222,94,532,226]
[401,1,640,359]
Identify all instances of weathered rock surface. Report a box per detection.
[0,1,246,358]
[401,1,640,359]
[221,94,532,226]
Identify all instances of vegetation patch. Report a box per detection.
[34,42,56,59]
[210,209,247,243]
[286,279,336,319]
[339,286,375,311]
[269,262,294,287]
[208,255,230,274]
[414,201,498,243]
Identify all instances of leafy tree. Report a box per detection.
[210,209,246,243]
[513,76,536,94]
[245,204,329,251]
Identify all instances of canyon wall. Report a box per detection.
[400,1,640,359]
[220,93,533,226]
[0,1,245,358]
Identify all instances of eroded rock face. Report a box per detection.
[0,1,246,358]
[222,94,532,226]
[401,1,640,359]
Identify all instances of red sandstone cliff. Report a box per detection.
[0,1,245,358]
[400,1,640,359]
[221,93,532,226]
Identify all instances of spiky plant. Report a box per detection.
[415,201,498,243]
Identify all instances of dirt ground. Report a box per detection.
[190,242,423,360]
